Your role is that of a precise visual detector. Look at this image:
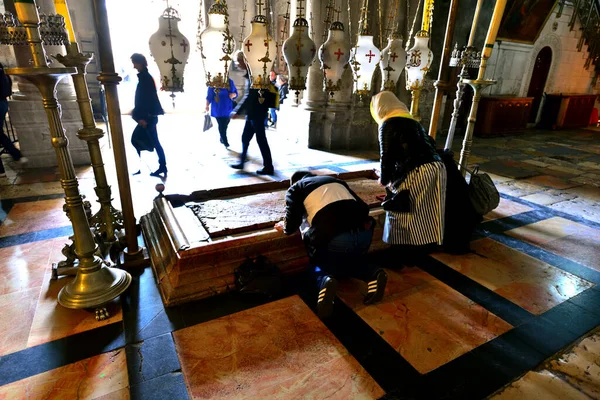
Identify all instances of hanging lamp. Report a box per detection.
[405,30,433,120]
[149,3,190,104]
[379,31,406,91]
[319,20,350,102]
[242,1,276,89]
[282,0,316,103]
[198,0,235,93]
[350,0,380,103]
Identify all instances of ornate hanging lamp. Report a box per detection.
[149,2,190,105]
[242,0,276,89]
[404,30,433,120]
[282,0,316,103]
[380,32,406,91]
[198,0,235,93]
[319,12,351,102]
[350,0,380,103]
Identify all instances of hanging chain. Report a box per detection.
[323,0,335,44]
[196,0,205,52]
[239,0,247,47]
[378,0,383,47]
[280,0,291,72]
[406,0,423,51]
[385,0,399,39]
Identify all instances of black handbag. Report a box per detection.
[131,125,154,153]
[203,113,213,132]
[381,187,411,212]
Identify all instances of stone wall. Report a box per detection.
[482,4,597,100]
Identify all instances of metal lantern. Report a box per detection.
[350,34,380,96]
[149,7,190,97]
[318,21,350,101]
[405,30,433,90]
[198,0,235,89]
[282,16,316,102]
[242,14,276,88]
[380,33,407,91]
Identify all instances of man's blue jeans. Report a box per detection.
[312,227,376,287]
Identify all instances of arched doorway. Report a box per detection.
[527,46,552,123]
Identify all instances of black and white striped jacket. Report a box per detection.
[283,175,370,251]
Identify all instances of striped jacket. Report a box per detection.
[283,175,370,254]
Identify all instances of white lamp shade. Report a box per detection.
[318,21,350,93]
[149,7,190,92]
[282,18,316,92]
[199,5,235,88]
[379,37,407,91]
[351,35,380,93]
[242,16,276,88]
[405,31,433,90]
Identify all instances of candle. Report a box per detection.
[467,0,485,47]
[54,0,76,43]
[481,0,507,59]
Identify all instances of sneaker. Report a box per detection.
[256,167,274,175]
[317,275,338,319]
[230,163,244,170]
[150,166,168,177]
[0,172,6,178]
[364,269,387,305]
[132,170,141,176]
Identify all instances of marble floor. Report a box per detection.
[1,114,600,399]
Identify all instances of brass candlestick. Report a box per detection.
[55,42,124,262]
[92,0,144,263]
[5,0,131,319]
[409,85,422,122]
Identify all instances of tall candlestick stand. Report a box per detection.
[409,86,422,122]
[4,0,131,319]
[428,0,459,139]
[92,0,145,265]
[53,42,124,276]
[458,0,508,176]
[444,0,484,150]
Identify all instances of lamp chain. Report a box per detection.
[279,0,291,72]
[239,0,247,48]
[406,0,423,51]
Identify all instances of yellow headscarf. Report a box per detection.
[370,91,413,126]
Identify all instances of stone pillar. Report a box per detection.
[305,0,379,151]
[5,0,90,168]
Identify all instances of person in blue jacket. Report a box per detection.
[205,78,238,148]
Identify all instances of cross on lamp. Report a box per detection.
[245,40,252,52]
[390,52,398,62]
[257,0,264,15]
[180,40,188,53]
[334,48,344,61]
[365,50,375,63]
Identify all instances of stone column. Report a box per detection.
[5,0,90,168]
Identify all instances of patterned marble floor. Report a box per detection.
[1,117,600,399]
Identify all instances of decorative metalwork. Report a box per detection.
[0,11,69,46]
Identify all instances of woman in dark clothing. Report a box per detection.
[131,53,166,177]
[371,91,447,252]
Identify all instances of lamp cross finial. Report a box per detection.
[296,0,305,18]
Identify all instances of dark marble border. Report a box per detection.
[0,226,73,249]
[0,322,125,387]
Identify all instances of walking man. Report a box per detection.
[131,53,167,177]
[0,63,26,177]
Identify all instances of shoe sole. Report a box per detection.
[317,278,338,319]
[364,271,387,305]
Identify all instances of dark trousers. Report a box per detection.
[311,227,377,287]
[240,117,273,169]
[215,117,230,146]
[0,100,21,174]
[264,108,277,126]
[147,117,166,168]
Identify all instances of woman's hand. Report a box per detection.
[229,93,237,99]
[205,105,209,113]
[274,221,285,233]
[138,120,147,128]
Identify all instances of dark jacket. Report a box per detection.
[233,73,278,121]
[283,175,370,255]
[379,117,440,186]
[132,68,164,122]
[279,82,289,104]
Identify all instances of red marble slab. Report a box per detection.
[0,349,128,399]
[173,295,384,399]
[338,267,512,374]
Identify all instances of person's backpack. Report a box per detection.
[234,255,282,298]
[0,69,12,100]
[467,166,500,215]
